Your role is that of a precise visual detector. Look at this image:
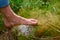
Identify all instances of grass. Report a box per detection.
[0,0,60,40]
[17,0,60,38]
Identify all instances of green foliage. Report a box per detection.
[0,0,60,40]
[17,0,60,38]
[10,0,52,13]
[0,14,6,31]
[10,0,23,14]
[8,0,60,38]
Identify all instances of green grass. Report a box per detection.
[0,0,60,40]
[17,0,60,38]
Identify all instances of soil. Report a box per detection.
[0,28,60,40]
[0,28,15,40]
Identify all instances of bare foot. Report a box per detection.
[7,15,38,26]
[1,6,38,28]
[3,15,38,28]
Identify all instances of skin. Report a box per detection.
[0,5,38,28]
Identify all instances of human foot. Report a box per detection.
[7,15,38,26]
[3,16,38,27]
[1,6,38,27]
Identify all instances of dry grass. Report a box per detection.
[18,7,60,37]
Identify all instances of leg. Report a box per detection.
[0,5,38,28]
